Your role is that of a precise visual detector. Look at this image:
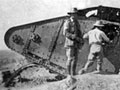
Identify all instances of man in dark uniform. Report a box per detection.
[63,7,83,88]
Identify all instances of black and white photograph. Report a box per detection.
[0,0,120,90]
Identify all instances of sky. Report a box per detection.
[0,0,120,50]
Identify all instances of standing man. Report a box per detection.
[78,20,110,74]
[63,7,83,80]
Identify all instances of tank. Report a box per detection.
[4,5,120,86]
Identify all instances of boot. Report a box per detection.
[63,75,77,90]
[96,62,102,72]
[78,68,86,75]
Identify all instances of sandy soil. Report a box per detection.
[1,72,120,90]
[1,50,120,90]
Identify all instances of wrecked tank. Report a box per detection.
[3,5,120,86]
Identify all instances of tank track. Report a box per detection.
[25,51,67,76]
[3,51,66,87]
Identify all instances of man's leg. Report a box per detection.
[91,58,102,74]
[66,60,71,75]
[66,48,72,75]
[96,53,103,72]
[96,47,104,72]
[96,61,102,72]
[78,61,94,74]
[71,57,78,76]
[78,52,95,74]
[64,48,77,89]
[71,48,78,76]
[83,44,102,73]
[65,58,77,90]
[84,60,94,71]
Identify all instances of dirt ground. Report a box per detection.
[0,66,58,90]
[0,50,120,90]
[1,71,120,90]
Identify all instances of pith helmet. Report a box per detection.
[67,7,78,15]
[93,21,104,27]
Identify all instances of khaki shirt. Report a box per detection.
[63,19,81,48]
[83,28,110,45]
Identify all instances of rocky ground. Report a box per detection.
[0,66,58,90]
[1,72,120,90]
[0,50,59,90]
[0,50,120,90]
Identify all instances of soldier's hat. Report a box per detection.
[67,7,78,15]
[93,21,104,27]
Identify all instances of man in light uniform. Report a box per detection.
[63,7,83,87]
[79,20,110,74]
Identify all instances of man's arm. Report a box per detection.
[101,32,110,42]
[83,33,89,39]
[63,20,69,36]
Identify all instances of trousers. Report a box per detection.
[66,47,78,76]
[84,43,104,71]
